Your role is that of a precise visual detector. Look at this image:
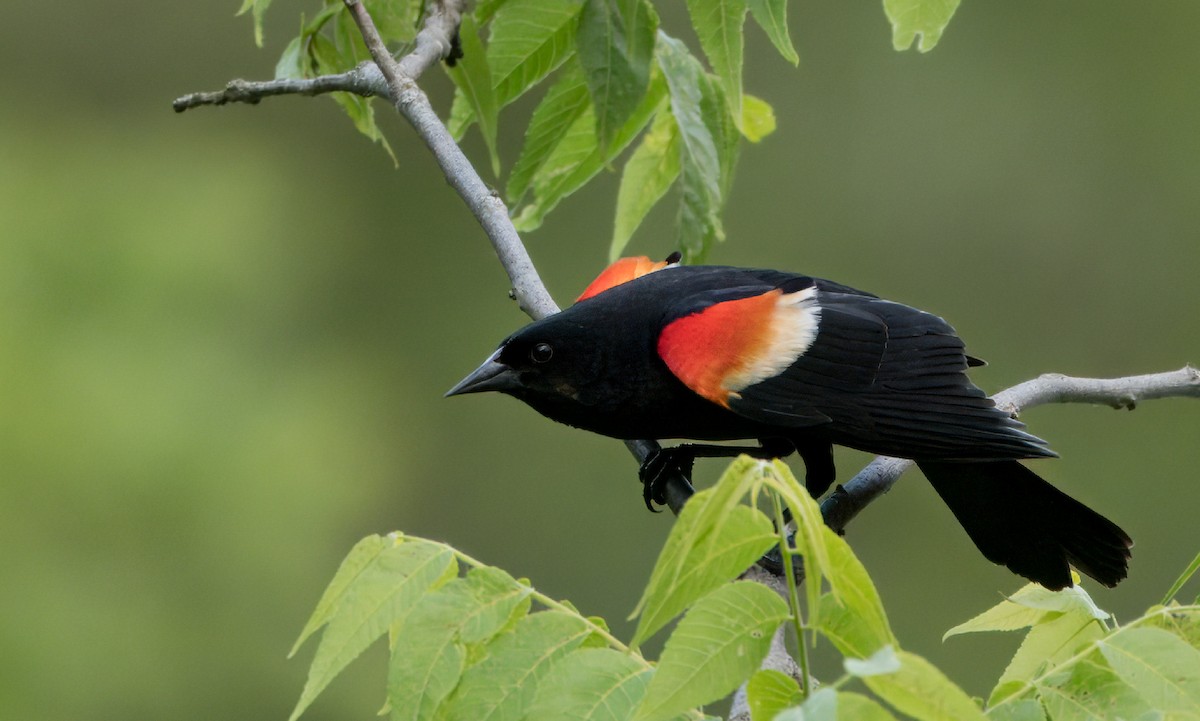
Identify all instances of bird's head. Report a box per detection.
[447,253,680,408]
[445,313,608,409]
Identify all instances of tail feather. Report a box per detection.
[917,460,1132,589]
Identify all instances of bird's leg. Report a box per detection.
[638,440,796,511]
[795,440,837,497]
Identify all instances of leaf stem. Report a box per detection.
[1161,549,1200,606]
[771,491,811,698]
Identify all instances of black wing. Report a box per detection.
[728,289,1054,461]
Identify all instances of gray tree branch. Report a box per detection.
[172,63,388,112]
[344,0,558,320]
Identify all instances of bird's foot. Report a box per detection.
[758,531,807,579]
[638,447,696,512]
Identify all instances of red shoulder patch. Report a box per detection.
[657,291,783,407]
[576,256,671,302]
[657,286,821,408]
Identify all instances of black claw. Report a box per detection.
[638,447,695,511]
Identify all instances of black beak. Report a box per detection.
[445,350,520,397]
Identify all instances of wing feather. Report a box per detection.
[651,271,1054,462]
[728,290,1053,460]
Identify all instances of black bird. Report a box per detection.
[447,257,1132,589]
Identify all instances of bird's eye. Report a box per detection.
[530,342,554,363]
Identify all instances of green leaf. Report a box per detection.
[1003,580,1110,621]
[309,33,397,163]
[775,687,838,721]
[237,0,273,47]
[525,647,653,721]
[457,567,535,644]
[845,645,902,678]
[657,34,726,262]
[447,89,475,141]
[610,107,680,260]
[511,69,665,232]
[947,579,1108,641]
[683,0,747,125]
[507,62,592,205]
[809,531,895,661]
[705,72,741,200]
[577,0,658,149]
[883,0,961,53]
[444,610,593,721]
[746,669,801,721]
[275,36,305,80]
[864,650,987,721]
[631,456,775,647]
[944,597,1049,642]
[476,0,511,25]
[989,610,1105,707]
[364,0,422,43]
[291,534,390,657]
[1097,627,1200,715]
[388,589,470,721]
[289,537,456,721]
[335,92,397,163]
[740,94,776,143]
[447,15,501,176]
[1034,651,1151,721]
[634,581,790,721]
[387,566,534,721]
[837,692,898,721]
[1146,604,1200,649]
[747,0,798,65]
[983,699,1045,721]
[333,6,370,64]
[303,2,346,41]
[489,0,586,107]
[760,460,829,622]
[675,122,722,261]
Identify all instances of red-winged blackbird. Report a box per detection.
[448,257,1132,590]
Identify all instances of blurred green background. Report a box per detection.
[1,1,1198,719]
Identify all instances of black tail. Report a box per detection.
[917,460,1132,590]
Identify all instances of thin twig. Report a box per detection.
[172,63,388,112]
[345,0,558,320]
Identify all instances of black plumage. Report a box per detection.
[448,264,1132,589]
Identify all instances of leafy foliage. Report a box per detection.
[288,460,1200,721]
[243,0,964,262]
